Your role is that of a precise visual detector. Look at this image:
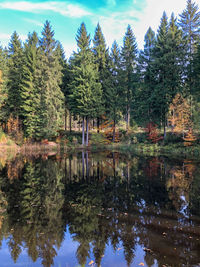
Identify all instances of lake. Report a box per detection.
[0,150,200,267]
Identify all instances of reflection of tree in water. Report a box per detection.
[0,153,199,266]
[0,156,65,267]
[166,160,195,214]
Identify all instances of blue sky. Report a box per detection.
[0,0,198,58]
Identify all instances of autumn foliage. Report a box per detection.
[146,122,163,143]
[168,93,192,135]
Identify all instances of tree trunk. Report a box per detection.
[126,105,130,132]
[97,117,100,133]
[86,116,89,146]
[82,151,85,179]
[82,117,85,145]
[69,158,72,181]
[163,115,166,139]
[69,112,72,133]
[113,119,116,143]
[64,105,67,131]
[86,150,89,179]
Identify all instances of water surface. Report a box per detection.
[0,151,200,267]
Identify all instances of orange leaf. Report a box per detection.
[139,263,145,266]
[89,260,94,265]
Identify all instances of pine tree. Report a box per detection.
[153,12,170,135]
[121,25,137,131]
[0,46,8,125]
[69,23,103,145]
[7,31,24,119]
[93,23,109,131]
[178,0,200,94]
[167,13,184,96]
[55,42,69,131]
[20,32,40,139]
[109,41,122,141]
[152,13,184,135]
[36,21,64,139]
[136,27,156,124]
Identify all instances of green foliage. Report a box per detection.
[20,32,40,139]
[35,21,64,139]
[6,31,24,118]
[69,23,103,119]
[121,25,138,130]
[90,132,106,145]
[179,0,200,93]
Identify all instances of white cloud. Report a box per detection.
[0,33,11,40]
[91,0,196,50]
[62,43,77,59]
[0,1,91,18]
[133,0,190,48]
[91,9,141,49]
[23,18,43,27]
[0,32,27,47]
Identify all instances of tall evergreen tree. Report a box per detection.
[93,23,109,130]
[167,13,184,96]
[7,32,24,119]
[121,25,137,131]
[153,12,170,134]
[193,43,200,97]
[153,12,183,135]
[55,42,70,131]
[136,27,156,124]
[69,23,103,145]
[178,0,200,94]
[109,41,122,141]
[20,32,40,139]
[0,46,8,124]
[36,21,64,139]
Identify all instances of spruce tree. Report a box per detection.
[70,23,103,145]
[193,43,200,98]
[20,32,40,139]
[153,12,183,135]
[0,46,8,124]
[109,41,122,141]
[167,13,184,97]
[93,23,110,130]
[121,25,137,131]
[153,12,169,134]
[178,0,200,94]
[136,27,156,124]
[7,31,24,119]
[55,42,69,131]
[36,21,64,139]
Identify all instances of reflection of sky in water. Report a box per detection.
[0,228,79,267]
[0,230,159,267]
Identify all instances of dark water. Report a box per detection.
[0,150,200,267]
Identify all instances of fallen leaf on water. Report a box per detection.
[117,247,122,251]
[139,263,145,266]
[89,260,94,265]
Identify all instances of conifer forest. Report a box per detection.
[0,0,200,146]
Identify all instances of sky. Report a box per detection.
[0,0,199,58]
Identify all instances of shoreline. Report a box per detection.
[0,141,200,159]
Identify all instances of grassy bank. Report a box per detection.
[1,129,200,159]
